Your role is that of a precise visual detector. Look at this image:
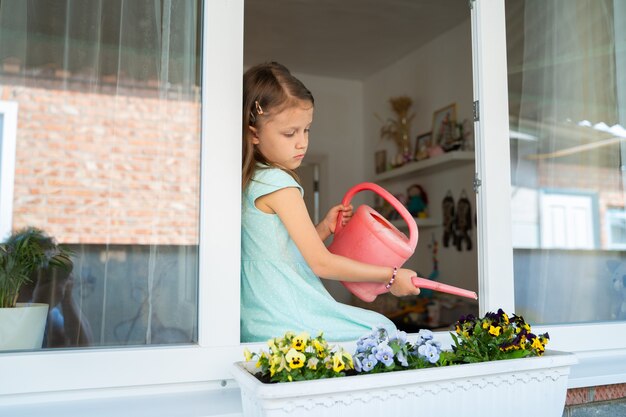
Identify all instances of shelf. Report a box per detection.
[374,150,475,182]
[391,217,441,229]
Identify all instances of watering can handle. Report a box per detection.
[335,182,418,251]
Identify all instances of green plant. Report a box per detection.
[441,309,550,364]
[0,227,72,308]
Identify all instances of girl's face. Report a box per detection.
[250,102,313,170]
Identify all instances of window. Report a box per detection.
[606,208,626,250]
[0,0,243,395]
[506,0,626,328]
[1,0,203,350]
[0,100,18,240]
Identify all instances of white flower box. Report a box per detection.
[232,350,577,417]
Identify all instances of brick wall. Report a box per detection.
[564,384,626,416]
[1,76,201,245]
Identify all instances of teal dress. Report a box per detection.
[240,167,395,342]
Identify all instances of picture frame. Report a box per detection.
[431,103,457,147]
[374,150,387,174]
[414,132,432,161]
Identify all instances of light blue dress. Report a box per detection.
[240,167,395,342]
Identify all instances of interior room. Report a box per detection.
[244,0,479,331]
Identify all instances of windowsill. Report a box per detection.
[2,345,625,416]
[0,383,244,417]
[567,349,626,388]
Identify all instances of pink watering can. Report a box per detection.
[328,182,477,302]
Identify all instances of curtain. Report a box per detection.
[507,0,626,324]
[0,0,201,349]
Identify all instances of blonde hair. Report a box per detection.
[242,62,314,190]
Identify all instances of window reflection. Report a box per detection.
[506,0,626,324]
[0,0,201,349]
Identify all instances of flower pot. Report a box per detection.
[232,350,577,417]
[0,303,48,351]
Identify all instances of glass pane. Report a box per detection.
[506,0,626,324]
[0,0,201,350]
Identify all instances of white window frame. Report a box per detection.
[605,208,626,250]
[1,0,625,400]
[0,0,245,397]
[0,100,18,241]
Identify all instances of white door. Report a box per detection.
[540,193,595,249]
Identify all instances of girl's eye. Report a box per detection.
[284,131,296,137]
[304,128,311,134]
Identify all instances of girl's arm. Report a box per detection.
[257,187,420,297]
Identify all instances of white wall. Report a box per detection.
[363,19,474,177]
[362,18,478,296]
[295,72,365,212]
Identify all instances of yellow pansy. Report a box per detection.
[531,337,544,351]
[312,339,327,357]
[502,312,510,324]
[285,348,306,369]
[243,347,252,362]
[292,332,310,351]
[279,356,289,373]
[332,353,345,373]
[488,325,501,336]
[342,351,354,369]
[482,321,490,329]
[307,357,319,370]
[267,339,278,353]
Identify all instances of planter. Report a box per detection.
[0,303,48,351]
[232,350,577,417]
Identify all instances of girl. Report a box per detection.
[241,62,420,342]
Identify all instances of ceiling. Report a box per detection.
[244,0,470,80]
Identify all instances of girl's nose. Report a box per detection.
[296,132,308,149]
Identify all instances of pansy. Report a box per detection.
[245,330,353,382]
[332,352,346,373]
[418,343,440,364]
[285,348,306,369]
[374,343,395,367]
[292,332,309,351]
[361,356,377,372]
[488,325,501,337]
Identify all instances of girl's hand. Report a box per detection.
[389,268,421,297]
[323,204,353,234]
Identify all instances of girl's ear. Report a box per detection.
[249,126,260,144]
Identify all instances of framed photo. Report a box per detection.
[431,103,457,146]
[374,150,387,174]
[414,132,432,161]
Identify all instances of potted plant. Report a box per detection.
[0,227,72,350]
[232,310,577,417]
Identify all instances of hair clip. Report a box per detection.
[255,100,264,115]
